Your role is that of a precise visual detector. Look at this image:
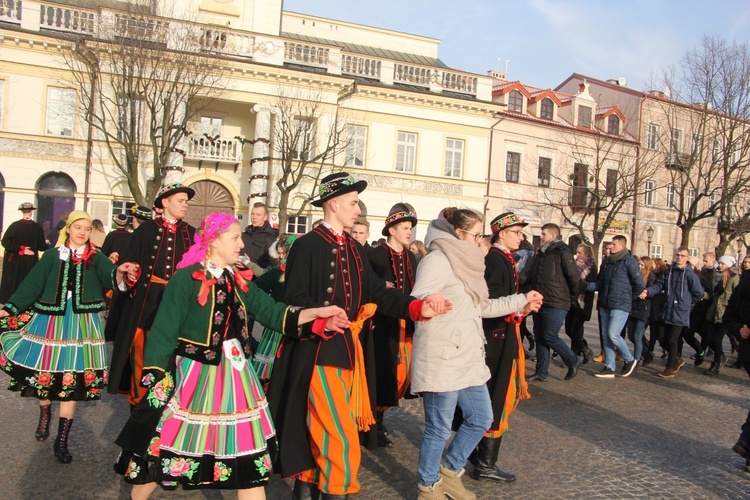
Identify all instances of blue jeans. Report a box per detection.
[418,385,493,486]
[626,316,647,361]
[533,306,579,379]
[599,308,635,370]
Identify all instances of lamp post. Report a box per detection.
[646,225,654,257]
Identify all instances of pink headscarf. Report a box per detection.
[177,212,238,269]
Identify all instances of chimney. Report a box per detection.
[488,70,506,80]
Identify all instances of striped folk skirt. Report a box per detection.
[250,327,283,381]
[114,345,278,491]
[0,303,107,401]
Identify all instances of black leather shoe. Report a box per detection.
[703,364,719,376]
[526,373,548,382]
[468,437,517,483]
[564,362,579,381]
[733,440,749,458]
[377,432,394,448]
[292,479,321,500]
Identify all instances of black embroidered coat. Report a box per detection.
[0,219,46,303]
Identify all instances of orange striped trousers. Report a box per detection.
[127,327,149,407]
[297,365,361,495]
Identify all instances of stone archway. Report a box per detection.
[184,180,234,227]
[36,172,76,239]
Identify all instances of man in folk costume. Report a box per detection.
[0,203,47,304]
[101,214,133,264]
[368,203,418,448]
[108,167,195,408]
[469,212,532,483]
[267,172,450,499]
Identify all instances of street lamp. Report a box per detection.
[646,225,654,256]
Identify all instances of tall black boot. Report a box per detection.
[469,437,516,483]
[321,495,348,499]
[376,409,393,448]
[53,417,74,464]
[292,479,321,500]
[35,404,52,441]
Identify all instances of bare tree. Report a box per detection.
[538,129,657,264]
[62,0,231,206]
[264,85,355,231]
[653,35,750,251]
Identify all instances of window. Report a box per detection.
[731,143,741,165]
[200,116,222,137]
[666,184,676,208]
[647,123,659,150]
[578,105,592,127]
[689,248,700,258]
[345,125,367,167]
[605,169,618,196]
[691,134,701,156]
[607,115,620,134]
[713,139,722,162]
[540,98,554,120]
[671,128,682,154]
[686,188,696,209]
[537,157,551,187]
[46,87,75,137]
[506,152,520,183]
[573,162,588,187]
[508,91,523,113]
[651,244,662,259]
[112,200,136,225]
[118,95,142,141]
[444,138,464,178]
[287,215,308,234]
[293,117,315,161]
[644,180,656,206]
[708,189,719,208]
[396,131,417,173]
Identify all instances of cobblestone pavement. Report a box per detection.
[1,320,749,499]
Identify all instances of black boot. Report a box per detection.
[292,479,321,500]
[321,495,347,499]
[468,437,516,483]
[703,363,719,376]
[53,417,74,464]
[376,409,393,448]
[35,404,52,441]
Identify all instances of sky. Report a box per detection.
[282,0,750,93]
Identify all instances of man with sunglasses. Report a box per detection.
[640,246,704,378]
[522,223,583,382]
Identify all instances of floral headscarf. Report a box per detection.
[177,213,238,269]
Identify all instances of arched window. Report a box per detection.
[508,91,523,113]
[36,172,76,239]
[540,98,554,120]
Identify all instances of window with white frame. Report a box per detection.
[345,124,367,167]
[287,215,308,234]
[686,187,696,210]
[112,200,136,225]
[708,189,719,208]
[118,95,143,141]
[644,180,656,206]
[46,87,76,137]
[396,131,417,173]
[506,152,520,183]
[200,116,223,137]
[671,128,682,155]
[605,168,618,196]
[444,138,464,178]
[691,134,700,156]
[689,247,700,258]
[647,123,659,150]
[537,157,551,187]
[731,143,741,165]
[651,244,662,259]
[713,139,722,162]
[293,117,315,161]
[666,184,676,208]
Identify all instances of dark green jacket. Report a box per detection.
[3,247,116,316]
[142,264,301,375]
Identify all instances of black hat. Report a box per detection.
[382,203,417,237]
[112,214,129,227]
[130,205,153,221]
[153,166,195,209]
[311,172,367,207]
[490,212,528,234]
[18,202,36,211]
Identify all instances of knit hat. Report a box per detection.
[56,210,92,247]
[718,255,736,268]
[153,166,195,209]
[311,172,367,207]
[382,203,417,237]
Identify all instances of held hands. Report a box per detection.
[638,290,648,300]
[317,306,351,334]
[0,310,8,318]
[117,262,140,283]
[22,248,35,256]
[522,290,544,315]
[421,294,453,318]
[740,325,750,340]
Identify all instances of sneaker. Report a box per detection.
[595,367,615,378]
[674,358,686,372]
[621,359,638,377]
[694,351,705,366]
[526,373,548,383]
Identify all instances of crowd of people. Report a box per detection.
[0,170,749,498]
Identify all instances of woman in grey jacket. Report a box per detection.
[410,208,542,500]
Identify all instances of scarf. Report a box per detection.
[577,256,595,281]
[427,219,489,307]
[178,213,238,269]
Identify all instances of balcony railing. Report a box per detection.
[441,69,478,94]
[39,2,95,35]
[568,186,591,209]
[1,0,22,24]
[394,63,432,86]
[284,41,329,68]
[199,28,254,59]
[113,13,169,44]
[341,54,381,79]
[186,135,243,163]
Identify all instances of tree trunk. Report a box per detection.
[679,223,693,248]
[715,237,731,258]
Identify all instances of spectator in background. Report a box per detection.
[647,258,670,359]
[688,252,720,367]
[565,244,597,364]
[351,218,372,253]
[241,202,278,270]
[46,213,68,249]
[0,203,47,304]
[703,255,739,375]
[627,256,656,368]
[409,240,428,262]
[741,256,750,275]
[90,219,106,247]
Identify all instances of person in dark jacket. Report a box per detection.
[627,256,656,367]
[564,244,597,363]
[240,202,278,270]
[0,203,47,304]
[587,235,644,378]
[523,223,582,382]
[685,252,720,366]
[722,270,750,473]
[641,246,704,378]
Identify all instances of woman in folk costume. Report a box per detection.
[0,211,136,463]
[250,233,297,384]
[410,207,543,500]
[113,213,348,499]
